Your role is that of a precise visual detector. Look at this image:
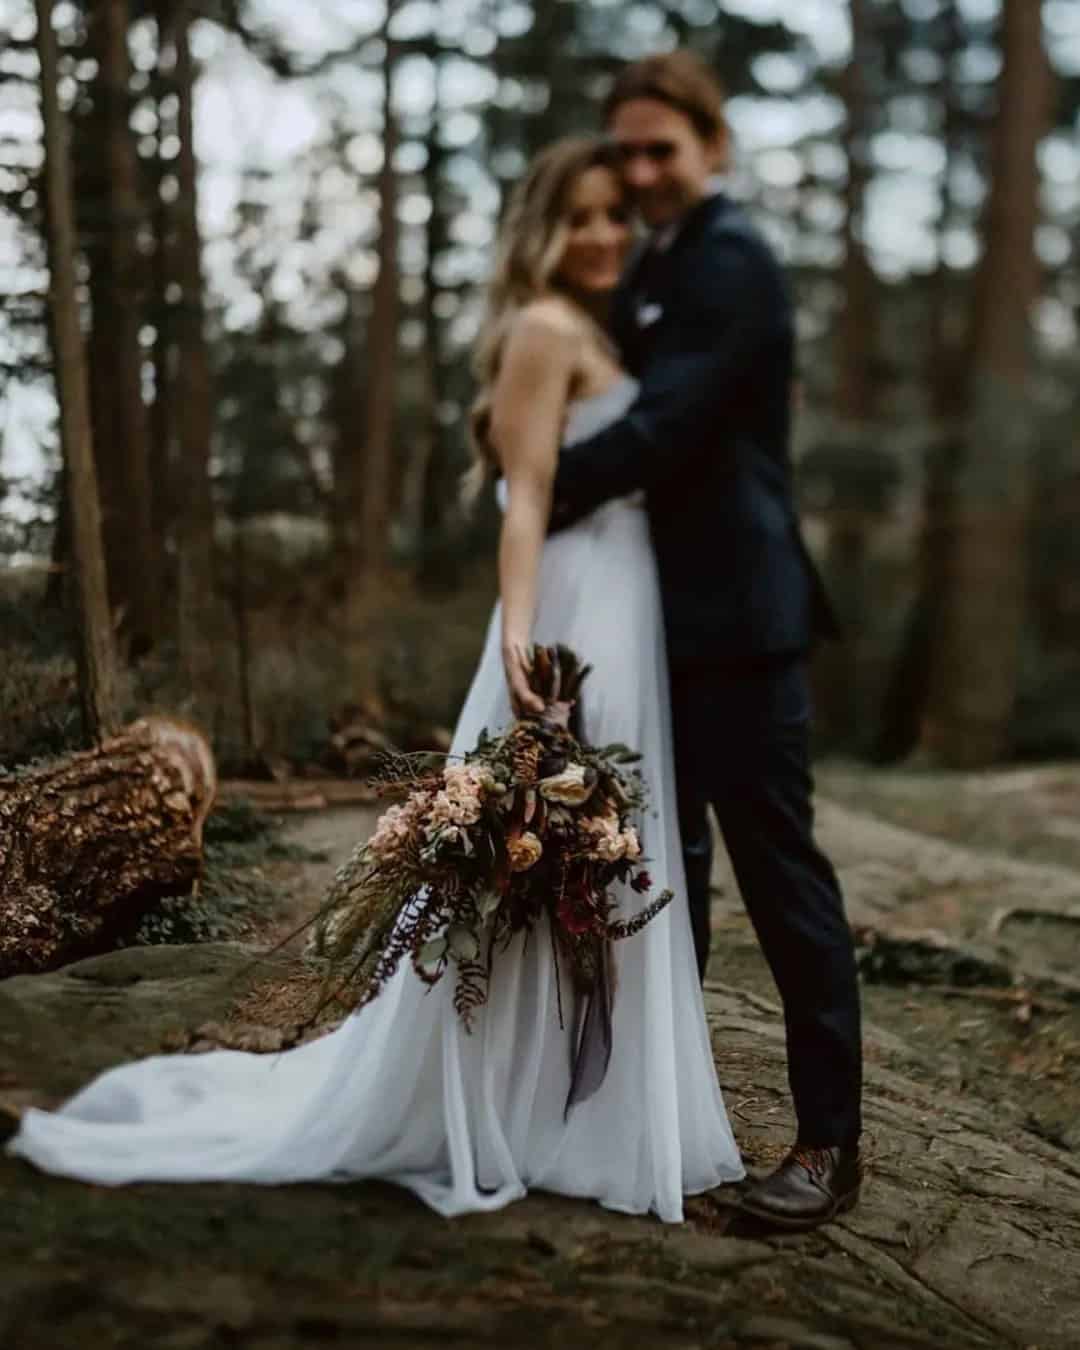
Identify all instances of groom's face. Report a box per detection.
[609,98,726,231]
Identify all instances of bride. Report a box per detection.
[7,136,744,1222]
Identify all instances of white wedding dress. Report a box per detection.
[8,377,744,1221]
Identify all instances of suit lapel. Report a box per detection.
[625,194,732,352]
[613,195,734,369]
[610,238,650,372]
[611,239,648,355]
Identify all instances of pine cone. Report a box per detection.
[510,726,543,785]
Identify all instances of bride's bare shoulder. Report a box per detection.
[496,300,585,391]
[512,296,588,345]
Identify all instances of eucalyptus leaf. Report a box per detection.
[447,925,481,962]
[417,936,448,968]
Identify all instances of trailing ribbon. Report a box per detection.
[561,691,614,1117]
[564,935,615,1118]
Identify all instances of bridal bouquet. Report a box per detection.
[306,646,672,1039]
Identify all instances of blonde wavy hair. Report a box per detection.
[463,135,624,501]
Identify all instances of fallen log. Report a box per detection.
[0,717,216,976]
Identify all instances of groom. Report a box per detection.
[550,51,863,1231]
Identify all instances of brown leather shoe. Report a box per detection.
[738,1144,862,1231]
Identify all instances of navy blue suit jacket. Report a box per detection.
[551,193,838,671]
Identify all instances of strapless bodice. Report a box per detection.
[563,375,639,446]
[496,376,639,513]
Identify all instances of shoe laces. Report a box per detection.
[791,1145,832,1178]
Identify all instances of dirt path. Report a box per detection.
[4,781,1080,1349]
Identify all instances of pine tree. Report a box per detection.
[920,0,1056,766]
[34,0,121,740]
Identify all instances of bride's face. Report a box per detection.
[556,166,631,296]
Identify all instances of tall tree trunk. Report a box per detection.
[34,0,121,741]
[43,463,69,609]
[168,0,218,723]
[872,0,966,762]
[329,286,366,575]
[414,76,455,589]
[149,186,177,563]
[920,0,1054,766]
[345,5,400,707]
[817,0,878,751]
[150,0,179,571]
[838,0,875,429]
[358,14,399,578]
[928,2,972,429]
[229,524,259,763]
[87,0,158,657]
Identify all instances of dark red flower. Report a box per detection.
[630,871,652,894]
[557,894,592,936]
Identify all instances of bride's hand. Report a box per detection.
[502,638,546,719]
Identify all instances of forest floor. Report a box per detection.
[3,762,1080,1349]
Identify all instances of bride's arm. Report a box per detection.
[489,309,576,717]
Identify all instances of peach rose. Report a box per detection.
[507,831,543,871]
[538,764,593,806]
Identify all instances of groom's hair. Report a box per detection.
[604,50,727,142]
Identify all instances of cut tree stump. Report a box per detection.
[0,717,216,976]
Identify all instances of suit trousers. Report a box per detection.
[671,657,863,1148]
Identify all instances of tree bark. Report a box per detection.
[150,0,179,560]
[358,10,399,576]
[345,5,400,707]
[928,1,971,428]
[330,287,367,572]
[416,88,460,592]
[229,523,259,762]
[398,103,444,571]
[816,0,878,751]
[87,0,159,657]
[43,461,69,610]
[35,0,121,742]
[872,0,966,762]
[838,0,876,427]
[169,0,219,719]
[0,717,216,977]
[920,0,1054,767]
